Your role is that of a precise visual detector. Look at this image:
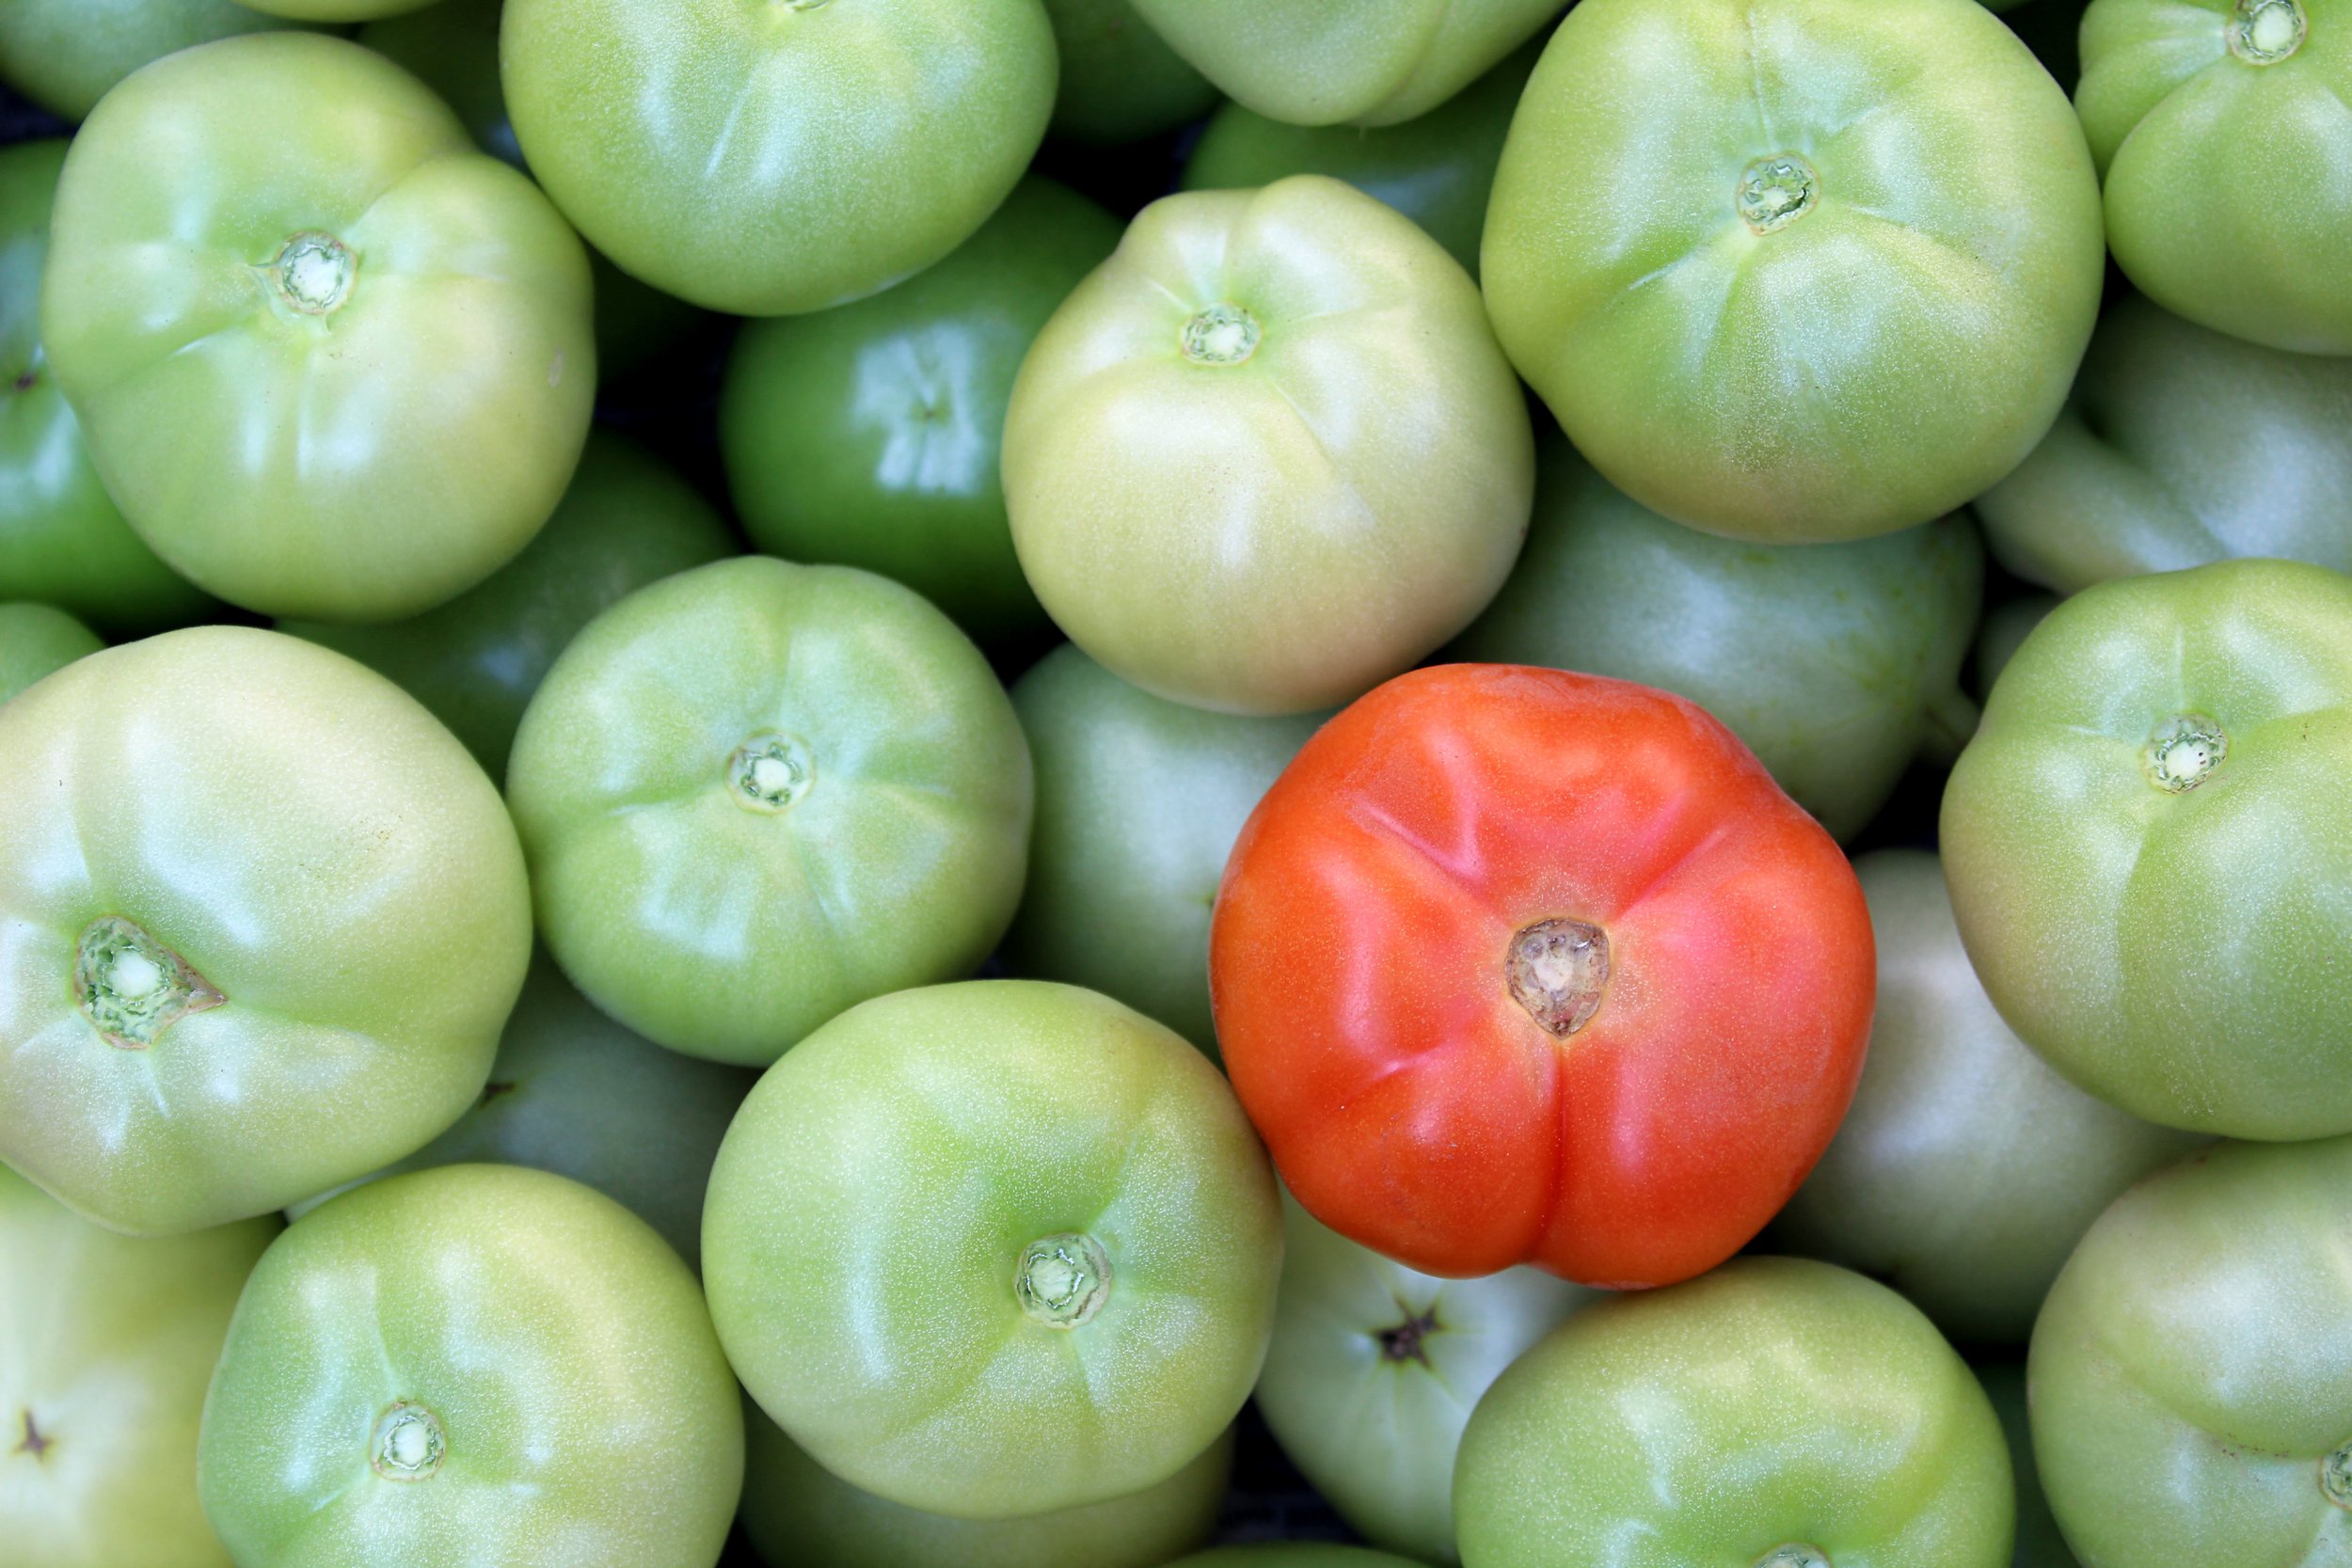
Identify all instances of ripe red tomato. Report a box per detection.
[1210,665,1874,1289]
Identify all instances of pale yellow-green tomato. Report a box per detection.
[0,601,102,705]
[0,1164,276,1568]
[1005,175,1534,716]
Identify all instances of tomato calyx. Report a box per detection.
[1179,302,1262,367]
[2230,0,2307,64]
[72,916,226,1051]
[1015,1232,1113,1329]
[369,1402,446,1482]
[1506,918,1611,1037]
[1755,1545,1832,1568]
[1374,1303,1440,1367]
[1738,153,1820,235]
[727,732,817,814]
[2324,1443,2352,1509]
[2144,714,2228,794]
[263,231,358,319]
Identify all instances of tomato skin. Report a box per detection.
[1211,664,1873,1289]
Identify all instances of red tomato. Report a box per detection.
[1210,664,1873,1289]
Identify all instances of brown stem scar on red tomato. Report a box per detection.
[1507,918,1611,1037]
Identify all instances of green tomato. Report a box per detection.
[721,178,1120,648]
[1257,1194,1594,1565]
[1454,1257,2014,1568]
[0,0,324,121]
[1942,559,2352,1140]
[1975,293,2352,594]
[241,0,436,25]
[288,956,755,1270]
[703,980,1281,1520]
[0,626,531,1236]
[2076,0,2352,354]
[199,1164,742,1568]
[2029,1136,2352,1567]
[282,432,735,780]
[1976,1362,2080,1568]
[0,139,212,635]
[1125,0,1565,127]
[40,33,594,623]
[0,601,102,705]
[0,1164,276,1568]
[1181,40,1536,276]
[740,1403,1232,1568]
[1168,1554,1429,1568]
[1003,644,1321,1057]
[502,0,1057,317]
[507,557,1032,1067]
[1974,593,2060,697]
[1770,852,2204,1345]
[1041,0,1218,144]
[1484,0,2104,545]
[1449,438,1982,841]
[1005,175,1534,716]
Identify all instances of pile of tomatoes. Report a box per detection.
[2,1,2347,1566]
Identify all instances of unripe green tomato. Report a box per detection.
[1975,293,2352,594]
[507,557,1033,1066]
[1181,40,1538,276]
[282,432,736,781]
[2029,1137,2352,1567]
[1168,1553,1428,1568]
[1041,0,1218,143]
[199,1164,743,1568]
[703,981,1282,1521]
[1976,1362,2081,1568]
[1450,439,1982,841]
[2076,0,2352,354]
[0,626,531,1236]
[1004,644,1323,1057]
[0,1164,276,1568]
[722,178,1120,649]
[242,0,434,18]
[1942,559,2352,1140]
[0,600,101,705]
[740,1403,1232,1568]
[0,0,326,122]
[1973,593,2059,696]
[502,0,1058,317]
[1454,1257,2015,1568]
[1484,0,2104,544]
[1005,175,1534,716]
[1256,1195,1594,1564]
[1125,0,1565,127]
[0,139,213,635]
[39,34,596,623]
[1770,852,2205,1345]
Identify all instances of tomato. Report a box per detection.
[199,1164,742,1568]
[1180,40,1537,275]
[1004,645,1323,1057]
[1255,1195,1593,1564]
[1484,0,2105,544]
[703,981,1281,1520]
[1770,852,2204,1345]
[2077,0,2352,354]
[40,34,595,622]
[1975,293,2352,593]
[1454,1258,2014,1568]
[740,1404,1232,1568]
[0,1164,275,1568]
[505,557,1032,1067]
[1451,439,1984,842]
[0,601,101,705]
[0,0,322,121]
[502,0,1057,317]
[1974,592,2058,695]
[1168,1554,1426,1568]
[1977,1361,2080,1568]
[1211,664,1874,1289]
[2029,1137,2352,1567]
[0,626,531,1236]
[722,178,1120,648]
[1124,0,1565,127]
[1942,559,2352,1140]
[287,956,755,1271]
[0,139,213,635]
[1041,0,1218,144]
[238,0,434,23]
[282,432,735,780]
[1005,175,1534,716]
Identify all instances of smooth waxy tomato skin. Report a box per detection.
[1039,0,1218,143]
[1168,1554,1428,1568]
[2029,1137,2352,1568]
[1211,664,1874,1290]
[238,0,434,22]
[0,0,324,122]
[0,601,101,705]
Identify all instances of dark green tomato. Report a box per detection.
[281,432,734,780]
[1181,40,1537,276]
[1976,1362,2079,1568]
[288,955,755,1270]
[1976,293,2352,594]
[1973,594,2059,697]
[721,178,1120,647]
[0,601,101,705]
[1450,440,1982,841]
[1167,1554,1429,1568]
[1041,0,1218,144]
[0,0,325,121]
[1004,644,1322,1057]
[0,140,212,635]
[740,1403,1232,1568]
